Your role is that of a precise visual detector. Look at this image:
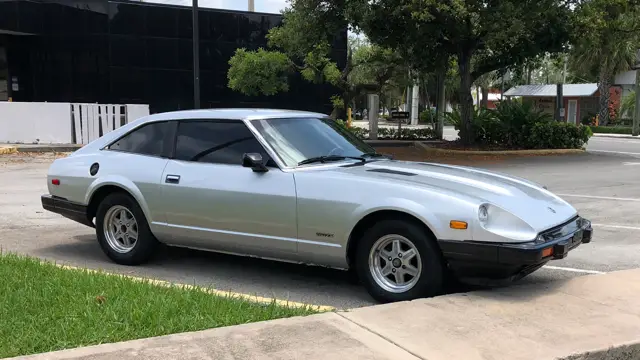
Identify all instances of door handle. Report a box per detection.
[165,174,181,184]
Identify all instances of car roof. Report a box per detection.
[142,108,330,123]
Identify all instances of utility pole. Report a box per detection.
[563,54,568,84]
[248,0,255,11]
[556,83,564,121]
[633,49,640,136]
[192,0,201,109]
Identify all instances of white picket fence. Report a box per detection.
[71,103,149,144]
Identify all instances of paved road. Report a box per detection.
[1,149,639,310]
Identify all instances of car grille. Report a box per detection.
[537,216,584,242]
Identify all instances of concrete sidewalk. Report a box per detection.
[10,268,640,360]
[593,133,640,140]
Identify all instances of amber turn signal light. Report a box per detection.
[449,220,468,230]
[541,247,553,258]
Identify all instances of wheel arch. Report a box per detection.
[86,179,151,224]
[345,209,443,270]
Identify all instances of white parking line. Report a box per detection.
[555,194,640,202]
[543,265,605,274]
[623,162,640,165]
[592,223,640,230]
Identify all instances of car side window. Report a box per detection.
[174,120,276,167]
[108,121,172,157]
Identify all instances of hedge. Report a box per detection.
[589,126,632,134]
[448,101,592,149]
[336,120,438,140]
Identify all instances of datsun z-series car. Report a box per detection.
[41,109,593,303]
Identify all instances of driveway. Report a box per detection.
[1,150,639,310]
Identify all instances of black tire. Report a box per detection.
[95,192,158,265]
[355,219,444,303]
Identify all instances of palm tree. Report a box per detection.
[570,6,639,125]
[621,90,636,119]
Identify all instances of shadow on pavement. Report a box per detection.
[34,233,578,307]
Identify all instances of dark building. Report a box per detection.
[0,0,347,113]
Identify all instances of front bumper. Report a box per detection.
[41,195,94,228]
[440,216,592,285]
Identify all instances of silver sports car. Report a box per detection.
[42,109,593,303]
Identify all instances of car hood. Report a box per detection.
[335,160,577,232]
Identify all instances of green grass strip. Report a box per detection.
[0,252,317,358]
[589,126,633,134]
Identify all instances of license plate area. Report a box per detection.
[569,229,584,250]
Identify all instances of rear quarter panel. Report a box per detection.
[47,150,169,227]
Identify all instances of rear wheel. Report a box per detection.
[95,192,158,265]
[355,219,444,303]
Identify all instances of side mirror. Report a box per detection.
[242,153,268,173]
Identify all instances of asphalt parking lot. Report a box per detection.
[1,138,639,310]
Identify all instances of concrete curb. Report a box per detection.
[0,146,17,155]
[14,144,83,153]
[365,140,443,147]
[593,133,640,140]
[414,141,586,155]
[54,263,335,312]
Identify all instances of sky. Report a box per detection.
[141,0,289,14]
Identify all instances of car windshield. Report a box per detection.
[250,117,377,167]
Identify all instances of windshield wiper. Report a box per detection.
[298,155,366,166]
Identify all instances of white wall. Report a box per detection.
[0,102,72,144]
[126,104,150,122]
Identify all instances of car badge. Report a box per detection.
[547,207,556,213]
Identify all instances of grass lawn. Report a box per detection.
[589,125,633,134]
[0,253,317,358]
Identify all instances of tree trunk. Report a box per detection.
[481,87,489,108]
[436,70,446,140]
[526,65,532,85]
[458,52,474,146]
[330,107,338,120]
[598,64,611,126]
[476,86,481,107]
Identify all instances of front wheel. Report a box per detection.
[95,192,158,265]
[355,219,444,303]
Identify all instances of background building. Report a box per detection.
[0,0,346,113]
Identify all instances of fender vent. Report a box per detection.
[366,169,417,176]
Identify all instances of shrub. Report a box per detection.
[617,118,633,126]
[448,101,590,149]
[447,107,503,145]
[333,119,437,140]
[350,126,370,139]
[581,112,596,125]
[419,109,435,124]
[377,127,437,140]
[492,101,553,148]
[528,122,592,149]
[589,126,632,134]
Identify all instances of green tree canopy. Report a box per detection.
[348,0,574,145]
[227,0,409,119]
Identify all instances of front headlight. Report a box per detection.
[478,204,489,223]
[476,203,537,242]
